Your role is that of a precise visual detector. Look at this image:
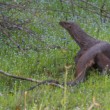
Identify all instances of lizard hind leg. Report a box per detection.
[95,53,110,75]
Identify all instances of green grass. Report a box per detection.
[0,45,110,110]
[1,0,110,110]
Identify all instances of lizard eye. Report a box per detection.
[68,25,71,29]
[64,22,67,25]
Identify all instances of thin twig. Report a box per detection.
[0,70,41,83]
[27,80,64,91]
[75,3,110,18]
[88,97,100,110]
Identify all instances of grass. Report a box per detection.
[1,1,110,110]
[0,45,110,110]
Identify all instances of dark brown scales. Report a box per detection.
[60,21,110,86]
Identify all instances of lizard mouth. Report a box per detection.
[59,21,65,26]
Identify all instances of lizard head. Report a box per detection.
[59,21,74,31]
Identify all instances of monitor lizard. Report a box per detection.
[59,21,110,86]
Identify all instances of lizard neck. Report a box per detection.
[68,25,99,48]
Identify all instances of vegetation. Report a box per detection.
[0,0,110,110]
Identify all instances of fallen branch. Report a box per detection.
[0,70,63,89]
[27,80,64,91]
[27,65,72,90]
[0,70,41,83]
